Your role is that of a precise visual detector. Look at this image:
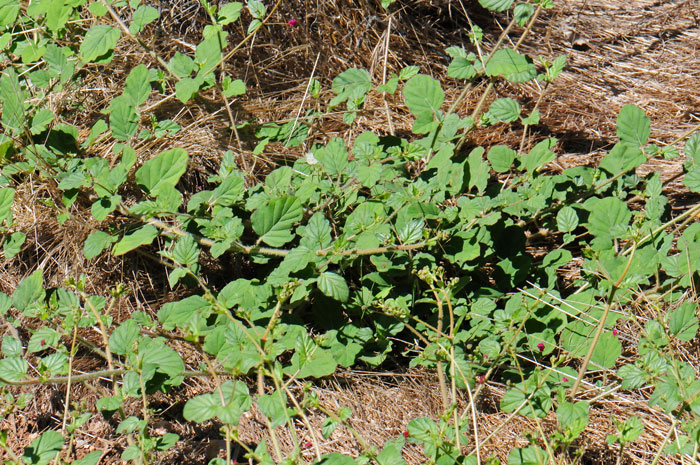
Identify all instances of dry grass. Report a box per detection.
[2,0,700,463]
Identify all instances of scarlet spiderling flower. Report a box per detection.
[477,375,486,384]
[612,329,618,337]
[562,377,569,383]
[288,19,298,27]
[403,431,409,439]
[536,342,545,352]
[304,442,312,448]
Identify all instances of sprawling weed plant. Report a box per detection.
[1,0,700,464]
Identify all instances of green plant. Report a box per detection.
[2,0,700,464]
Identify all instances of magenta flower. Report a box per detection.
[288,19,298,27]
[612,329,618,337]
[403,431,409,439]
[304,442,312,448]
[536,342,545,352]
[477,375,485,384]
[562,377,569,382]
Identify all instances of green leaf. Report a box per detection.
[0,0,20,28]
[112,225,159,256]
[513,3,534,26]
[1,335,22,357]
[222,77,245,97]
[139,338,184,382]
[684,133,700,164]
[45,0,72,33]
[616,104,650,148]
[508,446,549,465]
[247,0,265,18]
[257,391,289,428]
[557,401,589,436]
[22,431,64,465]
[330,68,371,108]
[587,197,630,241]
[487,98,521,123]
[217,2,243,25]
[487,145,516,173]
[403,74,444,117]
[556,206,578,233]
[124,64,151,107]
[109,319,139,355]
[668,302,698,342]
[0,68,25,135]
[195,34,223,77]
[175,76,204,104]
[2,231,23,259]
[135,148,188,197]
[467,147,488,193]
[478,0,514,11]
[599,142,645,175]
[170,234,200,266]
[322,417,340,439]
[486,48,536,83]
[30,109,55,135]
[168,52,195,78]
[376,437,407,465]
[523,137,556,172]
[317,272,349,302]
[27,327,60,353]
[315,453,358,465]
[683,166,700,193]
[251,196,303,247]
[300,213,332,249]
[83,230,116,260]
[12,270,45,315]
[315,137,348,176]
[72,451,103,465]
[129,5,159,34]
[0,356,27,384]
[108,98,139,141]
[0,187,14,226]
[407,417,438,443]
[79,25,120,62]
[88,2,107,16]
[617,364,646,389]
[500,376,552,418]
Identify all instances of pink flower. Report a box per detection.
[483,354,488,359]
[288,19,298,27]
[612,329,618,337]
[536,342,545,352]
[304,442,312,448]
[403,431,409,439]
[477,375,486,384]
[562,377,569,382]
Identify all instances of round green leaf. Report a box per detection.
[403,74,444,117]
[616,104,650,148]
[556,206,578,233]
[317,272,349,302]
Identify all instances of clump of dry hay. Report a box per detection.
[2,0,700,464]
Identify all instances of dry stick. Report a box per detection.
[568,243,637,401]
[101,2,171,75]
[432,287,450,410]
[284,52,321,148]
[61,325,79,433]
[381,16,395,136]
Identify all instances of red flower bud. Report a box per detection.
[536,342,545,352]
[288,19,298,27]
[403,431,409,439]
